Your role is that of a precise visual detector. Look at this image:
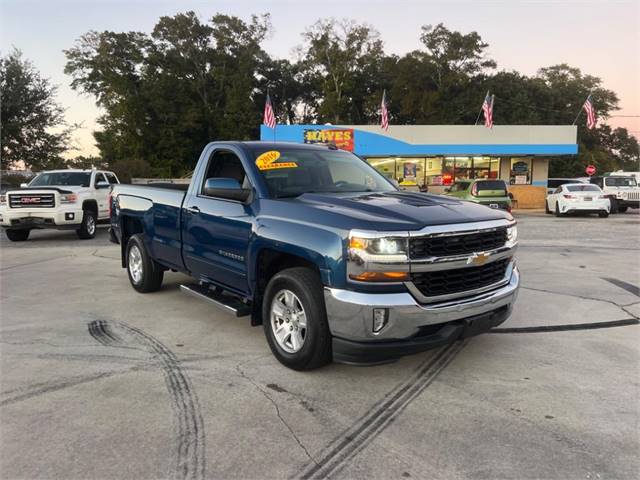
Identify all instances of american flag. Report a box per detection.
[583,95,596,129]
[482,92,494,128]
[380,90,389,130]
[263,92,276,129]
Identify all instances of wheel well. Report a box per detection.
[251,249,320,326]
[82,199,98,214]
[119,215,144,267]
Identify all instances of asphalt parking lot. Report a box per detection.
[1,212,639,479]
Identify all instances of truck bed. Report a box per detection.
[111,183,187,271]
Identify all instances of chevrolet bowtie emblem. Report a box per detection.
[468,252,490,266]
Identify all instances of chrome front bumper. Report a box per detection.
[324,266,519,342]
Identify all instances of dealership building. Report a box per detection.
[260,124,578,208]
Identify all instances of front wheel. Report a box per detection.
[610,199,619,214]
[5,229,30,241]
[125,234,164,293]
[76,210,97,239]
[598,210,609,218]
[262,267,332,371]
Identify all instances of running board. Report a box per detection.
[180,283,251,317]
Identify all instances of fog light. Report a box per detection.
[65,213,75,220]
[373,308,388,333]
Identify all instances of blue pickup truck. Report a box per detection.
[109,142,519,370]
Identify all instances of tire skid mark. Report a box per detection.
[491,318,639,333]
[88,320,205,480]
[296,340,467,479]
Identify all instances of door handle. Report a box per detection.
[186,206,200,214]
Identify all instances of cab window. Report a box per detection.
[201,150,250,196]
[105,173,119,184]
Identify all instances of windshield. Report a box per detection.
[252,148,396,198]
[605,177,637,187]
[567,185,601,192]
[29,172,91,187]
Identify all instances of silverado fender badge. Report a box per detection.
[467,252,490,266]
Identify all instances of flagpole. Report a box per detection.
[475,90,489,126]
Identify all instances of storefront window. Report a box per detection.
[366,156,502,186]
[367,158,396,180]
[510,157,532,184]
[472,157,499,179]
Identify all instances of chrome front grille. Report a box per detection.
[8,193,55,208]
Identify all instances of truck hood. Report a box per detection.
[7,186,80,195]
[275,191,512,231]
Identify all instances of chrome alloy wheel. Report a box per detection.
[270,289,307,353]
[128,244,143,284]
[86,215,96,235]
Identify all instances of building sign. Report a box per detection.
[303,129,354,151]
[512,161,529,174]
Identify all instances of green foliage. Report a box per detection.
[1,48,74,171]
[62,13,638,178]
[64,12,271,177]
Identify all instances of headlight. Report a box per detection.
[60,193,77,203]
[348,231,409,282]
[506,224,518,247]
[349,236,406,255]
[0,194,6,205]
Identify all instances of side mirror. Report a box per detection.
[96,181,110,189]
[20,183,28,188]
[203,177,251,202]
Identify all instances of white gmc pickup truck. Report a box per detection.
[0,169,119,241]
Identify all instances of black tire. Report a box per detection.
[555,202,562,217]
[5,229,30,241]
[618,206,628,213]
[76,210,97,239]
[262,267,332,371]
[545,200,552,214]
[125,234,164,293]
[610,199,619,214]
[598,210,609,218]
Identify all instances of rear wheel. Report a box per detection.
[125,234,164,293]
[76,210,97,239]
[5,229,30,241]
[262,267,332,371]
[618,206,628,213]
[555,202,563,217]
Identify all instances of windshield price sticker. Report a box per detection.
[255,151,298,170]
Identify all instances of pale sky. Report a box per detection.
[2,0,639,158]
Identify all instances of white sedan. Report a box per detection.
[546,183,610,217]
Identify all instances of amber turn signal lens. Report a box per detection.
[349,237,367,250]
[349,271,409,282]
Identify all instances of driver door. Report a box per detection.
[182,149,254,294]
[93,172,110,219]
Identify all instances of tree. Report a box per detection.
[1,49,74,171]
[298,18,385,124]
[65,11,272,177]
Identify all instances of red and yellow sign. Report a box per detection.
[303,129,354,151]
